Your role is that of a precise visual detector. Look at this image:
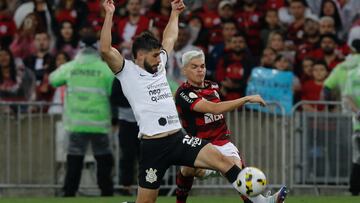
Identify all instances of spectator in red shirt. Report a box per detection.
[260,47,277,68]
[86,0,101,18]
[299,56,315,84]
[265,0,286,10]
[55,0,88,28]
[218,0,235,21]
[208,20,238,74]
[14,0,55,37]
[295,17,320,69]
[215,33,255,100]
[260,9,285,49]
[287,0,307,45]
[319,16,351,56]
[0,0,16,47]
[146,0,172,34]
[319,16,336,35]
[116,0,150,59]
[10,12,45,59]
[301,60,329,111]
[308,33,344,71]
[235,0,263,56]
[193,0,221,29]
[199,0,229,46]
[319,0,343,33]
[267,31,295,63]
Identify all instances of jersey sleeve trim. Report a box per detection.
[161,49,168,64]
[114,58,126,76]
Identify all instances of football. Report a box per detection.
[235,167,267,197]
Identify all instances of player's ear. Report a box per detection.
[137,50,145,60]
[181,64,187,76]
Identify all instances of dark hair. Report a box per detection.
[35,31,50,38]
[55,20,79,49]
[50,51,70,71]
[320,33,338,44]
[221,19,238,27]
[262,47,277,55]
[290,0,308,7]
[352,39,360,53]
[274,54,286,63]
[313,60,329,71]
[0,48,17,84]
[320,0,342,30]
[132,31,162,59]
[232,32,247,40]
[302,56,315,63]
[0,0,8,10]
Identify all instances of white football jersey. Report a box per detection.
[115,50,182,137]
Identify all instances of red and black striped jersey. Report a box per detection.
[175,81,231,146]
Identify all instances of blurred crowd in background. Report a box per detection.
[2,0,360,113]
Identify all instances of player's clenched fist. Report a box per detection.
[171,0,186,14]
[102,0,115,14]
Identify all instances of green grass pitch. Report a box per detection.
[0,196,359,203]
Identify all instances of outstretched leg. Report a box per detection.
[194,143,287,203]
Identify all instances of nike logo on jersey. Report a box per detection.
[140,73,146,77]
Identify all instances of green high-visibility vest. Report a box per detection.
[50,48,114,134]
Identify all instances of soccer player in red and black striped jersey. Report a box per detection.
[174,50,287,203]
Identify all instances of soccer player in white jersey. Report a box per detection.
[100,1,287,203]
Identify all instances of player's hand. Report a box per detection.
[247,95,267,107]
[103,0,115,14]
[171,0,185,14]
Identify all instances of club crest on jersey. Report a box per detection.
[182,135,202,147]
[189,92,198,99]
[145,168,158,183]
[204,113,224,124]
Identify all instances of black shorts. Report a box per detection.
[138,130,209,189]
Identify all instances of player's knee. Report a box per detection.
[180,167,196,177]
[214,153,234,173]
[194,168,206,178]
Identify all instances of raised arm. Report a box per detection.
[100,0,124,73]
[162,0,185,54]
[193,95,267,115]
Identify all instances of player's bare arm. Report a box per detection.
[100,0,124,73]
[161,0,185,54]
[193,95,267,115]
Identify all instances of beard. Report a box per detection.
[144,59,158,74]
[323,47,334,55]
[233,48,246,55]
